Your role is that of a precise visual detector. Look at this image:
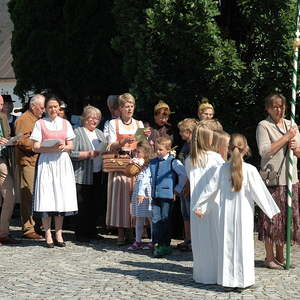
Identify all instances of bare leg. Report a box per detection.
[265,241,275,262]
[275,244,285,263]
[42,217,52,244]
[54,216,64,242]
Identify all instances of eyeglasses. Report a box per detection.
[271,106,284,111]
[87,117,101,121]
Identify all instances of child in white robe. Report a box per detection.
[193,134,280,289]
[185,124,224,284]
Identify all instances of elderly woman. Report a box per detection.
[106,93,146,245]
[70,105,107,242]
[256,93,300,269]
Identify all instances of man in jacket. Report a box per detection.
[0,95,17,245]
[15,94,45,239]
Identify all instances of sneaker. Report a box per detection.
[127,241,142,250]
[142,242,154,250]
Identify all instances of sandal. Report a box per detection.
[264,260,284,270]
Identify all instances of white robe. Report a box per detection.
[196,162,280,288]
[185,151,224,284]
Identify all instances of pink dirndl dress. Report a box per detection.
[31,117,78,216]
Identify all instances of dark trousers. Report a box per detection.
[152,198,173,246]
[75,172,102,238]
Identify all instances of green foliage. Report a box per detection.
[112,0,299,160]
[8,0,300,145]
[8,0,66,98]
[8,0,126,113]
[112,0,246,128]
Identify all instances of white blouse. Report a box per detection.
[30,116,75,142]
[107,118,144,144]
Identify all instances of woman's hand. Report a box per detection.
[193,209,204,218]
[81,150,99,159]
[125,135,136,144]
[286,126,297,140]
[289,138,297,150]
[137,195,145,205]
[119,136,135,147]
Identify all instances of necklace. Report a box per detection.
[121,118,133,125]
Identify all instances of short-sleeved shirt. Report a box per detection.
[30,116,75,142]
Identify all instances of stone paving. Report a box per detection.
[0,223,299,300]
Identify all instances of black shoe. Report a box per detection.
[46,242,54,248]
[54,240,66,247]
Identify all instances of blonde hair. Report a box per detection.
[229,134,251,192]
[199,119,223,131]
[211,130,230,161]
[156,136,172,150]
[190,124,213,167]
[118,93,135,107]
[198,98,214,114]
[81,105,101,125]
[177,118,199,132]
[137,141,154,165]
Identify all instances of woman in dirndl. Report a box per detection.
[31,95,77,248]
[106,93,149,245]
[256,93,300,268]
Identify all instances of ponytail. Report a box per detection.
[229,134,251,192]
[230,147,243,192]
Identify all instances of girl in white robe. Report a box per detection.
[193,134,280,288]
[185,125,224,284]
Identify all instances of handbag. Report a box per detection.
[102,151,131,173]
[259,148,287,186]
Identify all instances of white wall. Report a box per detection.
[0,80,23,108]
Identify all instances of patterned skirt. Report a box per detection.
[258,184,300,244]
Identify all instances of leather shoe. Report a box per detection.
[23,232,44,240]
[46,242,54,248]
[54,240,66,247]
[0,236,20,245]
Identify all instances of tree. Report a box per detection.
[63,0,126,113]
[9,0,126,114]
[113,0,245,129]
[8,0,66,98]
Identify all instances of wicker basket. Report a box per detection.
[102,152,131,173]
[124,162,142,177]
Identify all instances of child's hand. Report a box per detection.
[137,195,145,205]
[144,128,151,137]
[183,180,190,197]
[173,191,179,201]
[193,209,204,218]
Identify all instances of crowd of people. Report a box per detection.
[0,91,299,290]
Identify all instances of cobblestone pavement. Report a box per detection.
[0,224,299,300]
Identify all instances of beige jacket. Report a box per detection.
[256,116,300,185]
